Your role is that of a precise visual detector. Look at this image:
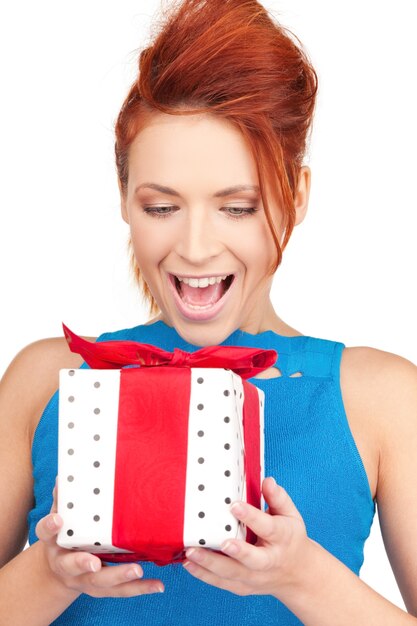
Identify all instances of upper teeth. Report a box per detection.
[175,275,229,288]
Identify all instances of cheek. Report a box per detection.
[129,219,172,265]
[240,222,276,270]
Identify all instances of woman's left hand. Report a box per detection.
[183,476,311,598]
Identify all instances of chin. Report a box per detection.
[176,319,234,347]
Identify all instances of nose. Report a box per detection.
[175,208,223,266]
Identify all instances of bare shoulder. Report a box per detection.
[1,335,96,443]
[347,345,417,478]
[340,346,417,613]
[337,345,416,502]
[340,344,416,411]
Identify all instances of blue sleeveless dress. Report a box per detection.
[27,321,376,625]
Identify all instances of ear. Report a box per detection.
[294,165,311,226]
[118,178,129,224]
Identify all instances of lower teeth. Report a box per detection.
[185,302,216,310]
[175,275,233,308]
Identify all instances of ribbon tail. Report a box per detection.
[186,345,278,378]
[62,323,173,369]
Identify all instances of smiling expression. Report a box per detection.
[120,112,295,346]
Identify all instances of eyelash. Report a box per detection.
[142,206,258,220]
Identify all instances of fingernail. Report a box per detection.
[126,567,143,580]
[221,541,239,555]
[89,560,100,573]
[186,548,203,562]
[152,583,164,593]
[46,515,60,530]
[230,502,244,516]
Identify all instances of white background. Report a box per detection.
[0,0,416,612]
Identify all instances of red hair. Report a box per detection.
[115,0,318,316]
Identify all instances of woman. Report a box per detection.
[1,0,416,624]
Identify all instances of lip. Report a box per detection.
[169,272,233,280]
[166,272,236,322]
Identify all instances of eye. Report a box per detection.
[222,207,258,220]
[142,205,258,220]
[143,206,178,219]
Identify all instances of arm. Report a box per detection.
[278,349,417,624]
[0,338,163,626]
[0,339,82,624]
[182,348,417,625]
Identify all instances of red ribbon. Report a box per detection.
[62,323,277,378]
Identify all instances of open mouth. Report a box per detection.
[172,274,235,307]
[172,274,235,298]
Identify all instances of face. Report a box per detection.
[120,112,293,346]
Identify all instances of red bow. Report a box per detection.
[63,323,277,379]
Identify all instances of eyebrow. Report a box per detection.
[134,182,260,197]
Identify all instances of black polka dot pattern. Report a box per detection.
[183,368,261,550]
[58,369,137,556]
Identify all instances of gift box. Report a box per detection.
[56,325,277,565]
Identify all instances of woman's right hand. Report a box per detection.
[35,481,164,597]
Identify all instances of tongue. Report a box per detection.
[180,281,225,306]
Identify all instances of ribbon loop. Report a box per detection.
[63,323,278,379]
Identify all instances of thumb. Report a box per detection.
[263,477,303,521]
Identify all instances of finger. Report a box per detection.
[72,562,164,594]
[35,512,63,544]
[54,550,106,577]
[185,542,271,577]
[183,556,246,595]
[51,477,58,514]
[89,577,165,598]
[220,539,273,571]
[184,547,243,580]
[262,477,303,520]
[229,501,279,544]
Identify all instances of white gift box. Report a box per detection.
[57,366,265,563]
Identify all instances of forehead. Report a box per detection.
[127,112,259,194]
